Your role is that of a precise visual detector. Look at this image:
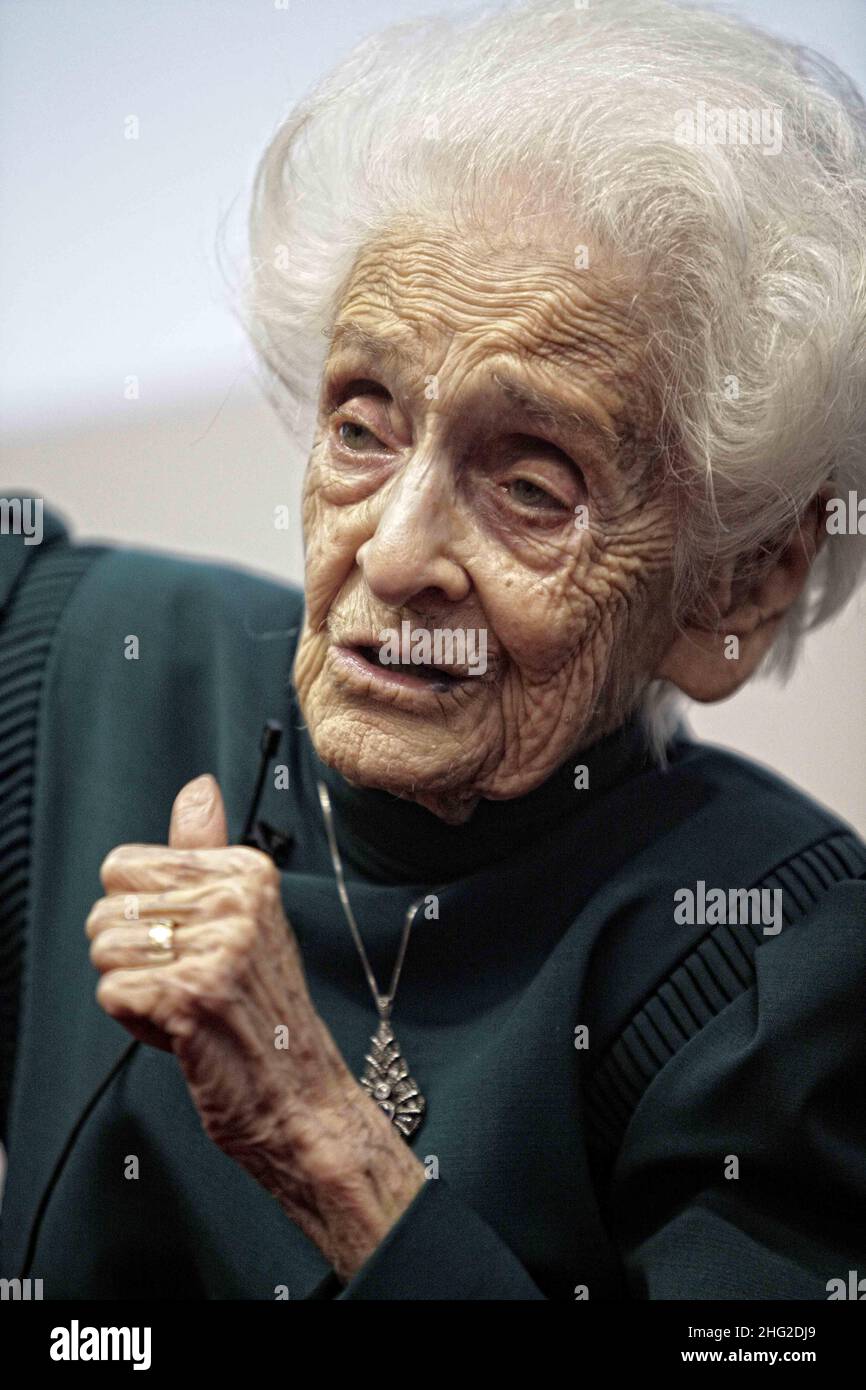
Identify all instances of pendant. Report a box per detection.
[360,1018,426,1139]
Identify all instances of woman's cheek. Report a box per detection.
[481,567,591,678]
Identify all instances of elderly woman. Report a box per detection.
[1,0,865,1302]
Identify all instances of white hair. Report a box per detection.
[241,0,866,752]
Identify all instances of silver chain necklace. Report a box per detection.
[316,780,426,1140]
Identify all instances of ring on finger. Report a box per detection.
[146,919,176,961]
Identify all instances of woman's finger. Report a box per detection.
[89,919,239,973]
[86,880,250,939]
[99,843,269,895]
[94,967,187,1053]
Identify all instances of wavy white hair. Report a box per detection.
[241,0,866,753]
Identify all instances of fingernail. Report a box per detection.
[186,773,216,804]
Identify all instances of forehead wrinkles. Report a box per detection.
[335,236,648,427]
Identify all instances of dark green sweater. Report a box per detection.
[1,506,864,1299]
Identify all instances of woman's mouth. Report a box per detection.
[330,643,470,697]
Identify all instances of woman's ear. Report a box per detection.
[655,492,828,703]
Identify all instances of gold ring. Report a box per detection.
[146,920,175,958]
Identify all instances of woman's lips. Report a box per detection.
[329,643,472,699]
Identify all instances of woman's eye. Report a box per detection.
[506,478,566,511]
[337,420,383,452]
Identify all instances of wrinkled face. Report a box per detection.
[293,227,678,822]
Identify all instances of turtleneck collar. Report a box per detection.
[298,712,658,886]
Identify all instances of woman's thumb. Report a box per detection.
[168,773,229,849]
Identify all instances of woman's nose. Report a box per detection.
[355,461,470,609]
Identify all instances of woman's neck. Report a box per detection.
[300,713,659,886]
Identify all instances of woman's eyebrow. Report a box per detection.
[325,320,424,372]
[326,321,621,455]
[491,370,620,454]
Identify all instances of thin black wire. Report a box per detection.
[19,1039,140,1277]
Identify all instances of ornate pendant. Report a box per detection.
[360,1019,426,1139]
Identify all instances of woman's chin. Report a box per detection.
[307,709,483,815]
